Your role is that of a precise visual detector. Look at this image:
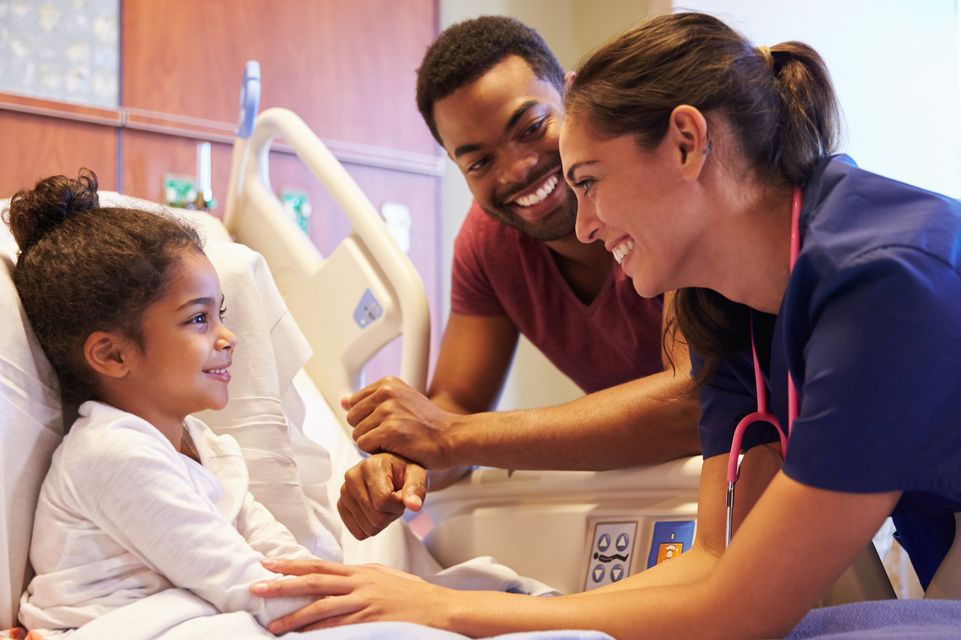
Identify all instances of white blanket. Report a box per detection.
[25,586,610,640]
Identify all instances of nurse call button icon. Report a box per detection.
[657,541,683,563]
[646,520,696,569]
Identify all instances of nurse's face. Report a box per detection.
[433,55,577,241]
[560,115,704,298]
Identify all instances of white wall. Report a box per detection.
[676,0,961,198]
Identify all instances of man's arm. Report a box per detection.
[424,311,522,487]
[337,299,700,538]
[349,296,700,470]
[429,312,521,413]
[335,311,519,538]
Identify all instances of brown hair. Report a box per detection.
[566,12,840,382]
[5,170,204,404]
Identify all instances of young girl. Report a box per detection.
[8,171,320,635]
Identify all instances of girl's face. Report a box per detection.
[559,116,707,298]
[120,250,236,430]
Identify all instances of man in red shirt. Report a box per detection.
[335,16,701,540]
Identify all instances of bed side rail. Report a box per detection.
[223,107,429,433]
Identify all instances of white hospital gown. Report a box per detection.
[19,401,319,633]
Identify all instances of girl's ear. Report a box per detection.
[84,331,130,378]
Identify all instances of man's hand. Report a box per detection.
[337,452,427,540]
[342,377,459,469]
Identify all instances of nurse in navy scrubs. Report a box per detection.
[256,12,961,637]
[560,9,961,632]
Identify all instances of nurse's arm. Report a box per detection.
[570,443,782,595]
[421,471,901,638]
[263,442,894,636]
[683,474,900,636]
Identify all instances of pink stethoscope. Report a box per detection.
[724,186,802,548]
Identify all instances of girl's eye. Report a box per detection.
[189,313,208,325]
[219,306,227,321]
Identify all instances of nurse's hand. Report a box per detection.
[342,377,459,469]
[253,558,448,633]
[337,452,427,540]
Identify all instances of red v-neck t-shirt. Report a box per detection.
[451,202,665,393]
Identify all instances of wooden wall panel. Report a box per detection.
[121,130,234,205]
[0,111,117,196]
[4,1,442,382]
[122,0,439,156]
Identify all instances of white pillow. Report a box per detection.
[0,248,64,630]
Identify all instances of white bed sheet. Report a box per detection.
[22,586,611,640]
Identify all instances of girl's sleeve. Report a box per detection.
[64,425,311,627]
[235,490,316,560]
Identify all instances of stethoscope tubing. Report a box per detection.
[724,186,802,548]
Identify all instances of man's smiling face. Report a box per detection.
[434,55,577,241]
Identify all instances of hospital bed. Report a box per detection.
[3,65,960,639]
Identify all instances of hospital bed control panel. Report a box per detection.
[584,519,696,591]
[353,289,383,328]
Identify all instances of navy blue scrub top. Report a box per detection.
[695,155,961,588]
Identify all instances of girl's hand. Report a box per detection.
[252,557,450,634]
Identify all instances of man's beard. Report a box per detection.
[482,160,579,242]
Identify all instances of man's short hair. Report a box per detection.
[416,16,564,145]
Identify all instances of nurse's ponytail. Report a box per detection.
[764,41,841,187]
[566,12,841,383]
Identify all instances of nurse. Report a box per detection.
[255,12,961,637]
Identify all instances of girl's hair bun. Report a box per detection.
[7,168,100,252]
